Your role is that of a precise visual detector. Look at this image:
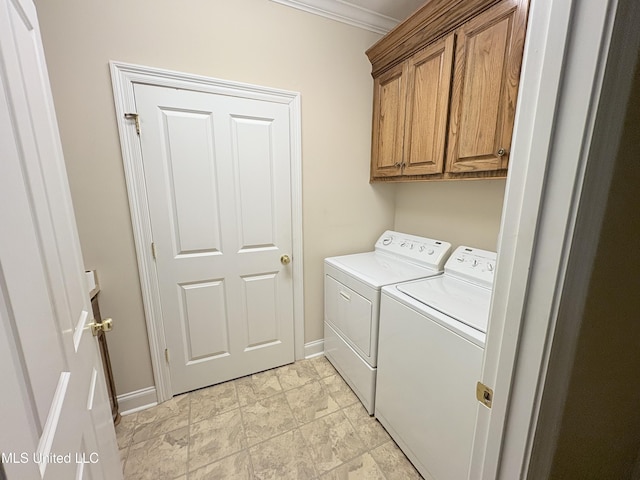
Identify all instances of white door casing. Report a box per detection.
[0,0,121,478]
[110,62,304,401]
[469,0,638,478]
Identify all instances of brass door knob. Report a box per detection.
[90,317,113,336]
[280,254,291,265]
[496,148,507,157]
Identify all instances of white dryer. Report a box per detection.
[375,245,496,480]
[324,231,451,414]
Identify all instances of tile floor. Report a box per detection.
[116,356,423,479]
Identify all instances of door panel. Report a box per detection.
[371,63,406,178]
[232,115,278,249]
[180,280,229,361]
[162,109,222,255]
[459,19,509,159]
[0,0,121,478]
[134,84,294,395]
[447,0,527,173]
[242,272,279,349]
[404,34,455,175]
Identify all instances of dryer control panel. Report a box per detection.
[445,246,497,288]
[374,230,452,271]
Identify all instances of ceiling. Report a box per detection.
[270,0,427,34]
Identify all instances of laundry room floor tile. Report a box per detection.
[342,402,391,450]
[309,355,338,378]
[188,449,252,480]
[320,452,386,480]
[242,393,297,446]
[276,360,320,390]
[116,358,423,480]
[321,374,360,408]
[300,410,367,474]
[236,368,283,406]
[190,380,239,423]
[123,426,189,480]
[370,440,423,480]
[285,380,340,424]
[189,408,246,471]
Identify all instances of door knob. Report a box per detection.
[90,318,113,336]
[280,254,291,265]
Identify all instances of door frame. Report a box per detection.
[110,61,304,403]
[470,0,639,477]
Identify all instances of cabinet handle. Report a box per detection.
[339,291,351,301]
[496,148,507,157]
[394,162,401,168]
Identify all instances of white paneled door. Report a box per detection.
[133,83,295,395]
[0,0,121,478]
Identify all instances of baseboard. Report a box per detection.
[117,345,323,415]
[304,339,324,359]
[117,386,157,415]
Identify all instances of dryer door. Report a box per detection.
[324,274,373,358]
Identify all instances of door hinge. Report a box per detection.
[124,112,140,135]
[165,348,170,364]
[476,381,493,409]
[151,242,157,260]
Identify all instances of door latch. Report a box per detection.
[89,318,113,336]
[124,113,140,135]
[476,381,493,408]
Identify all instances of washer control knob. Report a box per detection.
[472,260,478,267]
[427,249,435,255]
[457,257,464,262]
[419,245,425,252]
[487,263,494,272]
[382,236,393,246]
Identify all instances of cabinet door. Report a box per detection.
[446,0,528,174]
[371,62,407,178]
[403,34,455,176]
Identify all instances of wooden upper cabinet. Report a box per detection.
[366,0,529,182]
[403,35,455,176]
[446,0,528,174]
[371,62,407,178]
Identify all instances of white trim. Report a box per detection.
[109,61,305,403]
[270,0,398,34]
[471,0,633,478]
[304,339,325,359]
[469,0,576,476]
[117,386,158,415]
[290,94,305,362]
[524,0,640,476]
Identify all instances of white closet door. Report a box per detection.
[0,0,121,478]
[134,84,295,394]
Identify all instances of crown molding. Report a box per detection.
[270,0,398,34]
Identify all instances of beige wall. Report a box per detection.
[394,180,506,251]
[35,0,395,395]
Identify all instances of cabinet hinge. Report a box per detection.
[124,112,140,135]
[476,381,493,409]
[151,242,157,260]
[165,348,170,364]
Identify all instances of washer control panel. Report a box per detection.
[374,230,452,270]
[445,246,497,288]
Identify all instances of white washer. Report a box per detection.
[324,231,451,414]
[375,245,496,480]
